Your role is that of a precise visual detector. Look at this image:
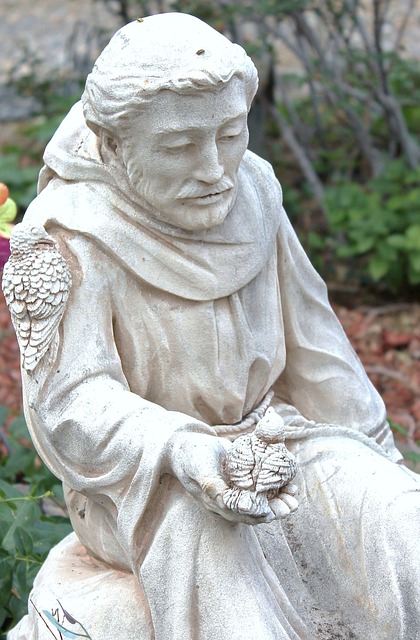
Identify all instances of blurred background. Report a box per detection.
[0,1,419,634]
[1,0,420,296]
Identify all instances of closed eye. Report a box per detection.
[161,143,193,154]
[217,127,246,142]
[218,134,240,141]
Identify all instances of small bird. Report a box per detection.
[2,223,72,372]
[223,407,297,517]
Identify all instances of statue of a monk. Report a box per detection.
[4,13,420,640]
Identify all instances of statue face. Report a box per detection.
[119,78,249,230]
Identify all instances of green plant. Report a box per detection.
[2,45,85,216]
[0,408,72,636]
[323,160,420,291]
[0,151,39,214]
[0,92,80,216]
[388,420,420,467]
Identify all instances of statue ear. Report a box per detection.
[100,131,118,155]
[96,130,119,162]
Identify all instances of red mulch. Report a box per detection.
[333,302,420,445]
[0,287,419,446]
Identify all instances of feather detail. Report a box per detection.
[223,407,298,517]
[2,223,72,372]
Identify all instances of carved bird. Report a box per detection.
[2,223,72,372]
[223,407,297,517]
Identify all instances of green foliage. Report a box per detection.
[0,86,82,213]
[0,104,79,215]
[388,420,420,467]
[277,51,420,182]
[2,51,83,215]
[276,50,420,293]
[323,160,420,290]
[389,56,420,131]
[0,409,72,636]
[0,152,39,213]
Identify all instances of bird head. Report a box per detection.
[254,407,285,443]
[9,223,55,253]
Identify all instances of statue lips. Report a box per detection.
[176,177,235,203]
[184,189,232,206]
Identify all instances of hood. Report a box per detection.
[27,102,281,301]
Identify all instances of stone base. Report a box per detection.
[8,533,152,639]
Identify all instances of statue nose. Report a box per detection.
[193,142,224,184]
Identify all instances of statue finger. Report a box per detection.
[278,493,299,512]
[213,503,276,526]
[201,475,229,500]
[280,482,298,496]
[202,489,276,525]
[269,498,291,519]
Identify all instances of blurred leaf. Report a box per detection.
[403,451,420,463]
[1,500,38,553]
[368,255,390,281]
[13,527,34,556]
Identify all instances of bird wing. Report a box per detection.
[255,447,297,493]
[2,245,71,372]
[225,435,255,490]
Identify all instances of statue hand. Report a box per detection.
[166,431,278,525]
[268,482,299,518]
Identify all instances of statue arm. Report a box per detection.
[272,206,401,462]
[21,232,284,564]
[21,234,220,525]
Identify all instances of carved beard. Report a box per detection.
[123,157,151,207]
[122,154,238,232]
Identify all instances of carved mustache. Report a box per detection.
[176,177,234,200]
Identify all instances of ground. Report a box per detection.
[1,285,419,466]
[333,302,420,462]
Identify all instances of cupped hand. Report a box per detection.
[167,431,298,525]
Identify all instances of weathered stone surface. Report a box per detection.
[4,13,420,640]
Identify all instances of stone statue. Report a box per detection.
[3,12,420,640]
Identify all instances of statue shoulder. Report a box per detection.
[23,182,107,279]
[242,150,278,183]
[26,178,95,222]
[241,150,283,207]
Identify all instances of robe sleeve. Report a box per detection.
[273,206,402,462]
[21,231,214,569]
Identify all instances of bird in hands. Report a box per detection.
[223,407,298,518]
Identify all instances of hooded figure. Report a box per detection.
[5,13,420,640]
